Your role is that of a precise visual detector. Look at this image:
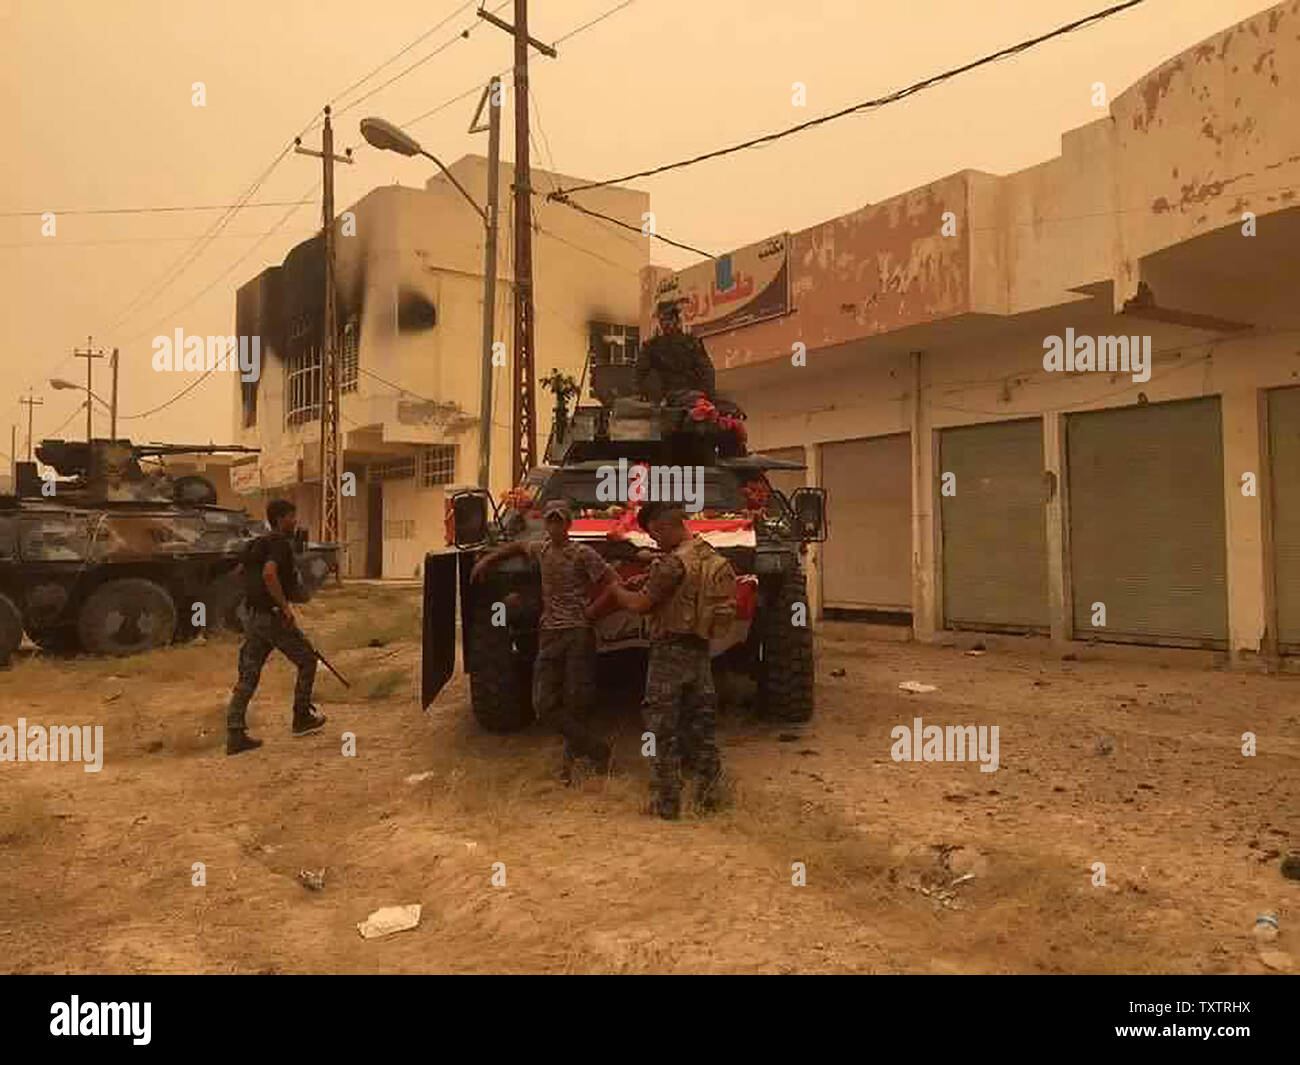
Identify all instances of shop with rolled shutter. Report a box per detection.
[939,418,1049,632]
[1065,397,1227,648]
[1268,386,1300,653]
[819,433,911,613]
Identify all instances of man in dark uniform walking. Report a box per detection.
[635,299,716,402]
[226,499,326,755]
[471,500,615,781]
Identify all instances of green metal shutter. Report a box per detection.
[1268,387,1300,651]
[820,434,911,611]
[940,418,1049,630]
[1066,397,1227,647]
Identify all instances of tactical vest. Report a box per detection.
[649,536,737,642]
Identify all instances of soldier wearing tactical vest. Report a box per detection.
[597,501,736,819]
[635,300,716,402]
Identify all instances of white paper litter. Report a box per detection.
[404,771,436,785]
[898,681,937,694]
[357,903,422,940]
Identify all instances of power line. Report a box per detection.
[329,0,478,111]
[401,0,639,129]
[334,0,511,118]
[548,192,712,258]
[117,369,220,421]
[108,187,320,424]
[0,200,315,219]
[117,181,320,349]
[99,139,307,338]
[47,401,87,439]
[553,0,638,45]
[0,229,294,249]
[548,0,1147,199]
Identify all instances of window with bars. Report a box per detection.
[369,456,415,481]
[341,317,359,393]
[589,321,640,366]
[420,445,456,487]
[383,519,415,540]
[285,313,320,426]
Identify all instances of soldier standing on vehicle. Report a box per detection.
[635,299,716,402]
[225,499,326,756]
[471,500,615,781]
[595,501,734,819]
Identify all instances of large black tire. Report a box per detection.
[195,578,246,634]
[27,627,80,653]
[0,593,22,664]
[76,578,178,657]
[756,571,815,723]
[466,594,535,733]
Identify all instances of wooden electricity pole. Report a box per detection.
[72,337,107,442]
[19,394,43,459]
[469,76,503,489]
[295,106,353,544]
[480,0,556,485]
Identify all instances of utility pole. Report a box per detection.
[469,76,503,488]
[295,106,353,544]
[109,348,119,441]
[480,0,556,486]
[72,336,107,442]
[19,394,43,459]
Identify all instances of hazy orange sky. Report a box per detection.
[0,0,1272,454]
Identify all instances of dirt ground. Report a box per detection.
[1,581,1297,974]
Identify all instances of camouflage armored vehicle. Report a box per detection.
[0,439,337,662]
[421,382,827,732]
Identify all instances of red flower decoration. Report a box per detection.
[691,398,718,422]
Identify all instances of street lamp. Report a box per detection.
[360,117,486,222]
[361,108,499,489]
[50,378,110,408]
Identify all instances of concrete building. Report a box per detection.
[234,156,648,577]
[642,1,1300,662]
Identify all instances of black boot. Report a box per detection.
[226,729,263,756]
[648,793,681,821]
[291,706,327,736]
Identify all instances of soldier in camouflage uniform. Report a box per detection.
[635,299,716,402]
[598,501,723,819]
[472,500,615,781]
[226,499,327,755]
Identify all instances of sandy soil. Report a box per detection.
[1,583,1297,974]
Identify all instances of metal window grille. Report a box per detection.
[341,318,359,394]
[589,321,640,366]
[383,519,415,540]
[285,313,320,426]
[369,457,415,481]
[420,445,456,487]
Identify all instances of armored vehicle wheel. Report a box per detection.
[756,572,814,723]
[77,578,178,657]
[467,595,535,733]
[0,593,22,664]
[193,579,245,634]
[27,627,80,653]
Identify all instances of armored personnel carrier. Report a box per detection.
[422,371,827,733]
[0,439,337,662]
